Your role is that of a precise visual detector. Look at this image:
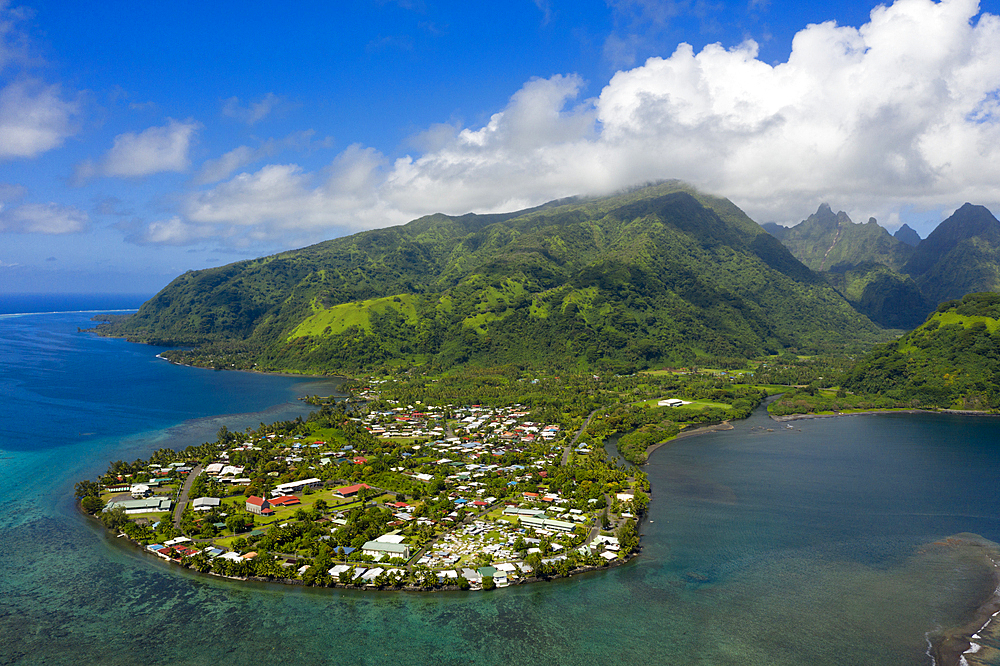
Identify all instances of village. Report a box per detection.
[83,379,648,590]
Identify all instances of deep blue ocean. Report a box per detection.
[2,294,1000,665]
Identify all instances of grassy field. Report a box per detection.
[288,293,419,339]
[929,311,1000,332]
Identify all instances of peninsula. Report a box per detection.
[76,366,766,590]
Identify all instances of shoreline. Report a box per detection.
[769,408,999,423]
[86,501,641,593]
[152,352,348,381]
[645,421,733,458]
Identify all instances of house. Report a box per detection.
[268,495,301,507]
[106,496,172,515]
[246,496,273,515]
[658,398,690,407]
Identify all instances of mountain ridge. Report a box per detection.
[96,182,886,374]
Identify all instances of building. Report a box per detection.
[192,497,221,511]
[272,477,322,496]
[333,483,371,498]
[361,540,410,560]
[105,496,172,515]
[246,496,272,515]
[130,484,151,498]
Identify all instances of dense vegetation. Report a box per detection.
[903,204,1000,304]
[94,182,886,375]
[840,292,1000,409]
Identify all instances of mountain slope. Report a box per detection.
[903,204,1000,304]
[822,262,932,330]
[843,292,1000,409]
[99,183,886,373]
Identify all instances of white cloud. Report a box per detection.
[97,119,200,178]
[0,6,79,160]
[195,145,257,186]
[0,78,78,159]
[222,93,282,125]
[182,145,404,243]
[0,202,88,234]
[135,0,1000,245]
[126,216,215,245]
[193,130,333,185]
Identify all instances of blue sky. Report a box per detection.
[2,0,1000,294]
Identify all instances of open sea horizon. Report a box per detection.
[2,294,1000,665]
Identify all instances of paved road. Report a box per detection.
[173,464,204,530]
[562,409,599,465]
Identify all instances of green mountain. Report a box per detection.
[821,262,931,330]
[766,202,1000,320]
[764,204,914,272]
[893,223,921,247]
[97,182,886,374]
[902,203,1000,305]
[763,205,927,328]
[843,292,1000,409]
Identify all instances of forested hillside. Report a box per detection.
[96,182,886,374]
[903,203,1000,304]
[843,292,1000,409]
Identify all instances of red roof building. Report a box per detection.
[246,495,271,515]
[333,483,371,498]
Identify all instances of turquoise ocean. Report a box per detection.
[2,294,1000,665]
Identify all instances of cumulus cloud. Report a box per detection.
[193,130,333,185]
[133,0,1000,245]
[0,78,78,159]
[0,6,79,160]
[101,119,200,177]
[222,93,282,125]
[77,119,200,183]
[125,216,216,245]
[180,145,403,244]
[0,202,88,233]
[196,145,257,186]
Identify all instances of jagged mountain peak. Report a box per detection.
[893,223,921,247]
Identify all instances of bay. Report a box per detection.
[2,297,999,665]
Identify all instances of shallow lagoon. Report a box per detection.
[2,305,999,665]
